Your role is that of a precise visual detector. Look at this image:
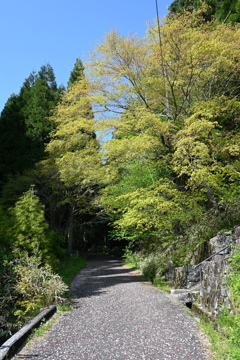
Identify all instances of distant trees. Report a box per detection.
[0,94,28,184]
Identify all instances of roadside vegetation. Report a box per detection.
[58,254,86,286]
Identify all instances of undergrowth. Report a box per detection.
[0,253,86,344]
[204,245,240,359]
[199,315,240,360]
[58,253,86,286]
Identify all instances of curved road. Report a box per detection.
[14,254,210,360]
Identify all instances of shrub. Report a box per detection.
[0,259,18,340]
[14,253,68,323]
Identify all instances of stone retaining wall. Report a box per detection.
[165,229,240,316]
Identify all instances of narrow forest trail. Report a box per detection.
[13,254,210,360]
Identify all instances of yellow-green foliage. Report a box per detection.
[14,253,68,321]
[28,10,240,263]
[44,79,105,200]
[8,187,60,268]
[10,187,49,256]
[86,13,240,250]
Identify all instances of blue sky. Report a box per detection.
[0,0,172,112]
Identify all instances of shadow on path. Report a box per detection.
[70,253,146,302]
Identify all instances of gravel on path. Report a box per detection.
[13,254,210,360]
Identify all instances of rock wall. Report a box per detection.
[166,228,240,316]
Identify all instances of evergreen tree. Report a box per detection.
[10,187,49,256]
[0,64,63,186]
[67,58,85,89]
[21,64,63,162]
[0,94,28,184]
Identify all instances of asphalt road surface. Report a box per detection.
[13,254,210,360]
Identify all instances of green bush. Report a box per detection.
[122,246,139,268]
[123,247,167,283]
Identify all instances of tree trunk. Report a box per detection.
[67,206,74,255]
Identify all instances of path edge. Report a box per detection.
[0,305,56,360]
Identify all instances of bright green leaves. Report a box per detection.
[172,112,218,189]
[46,79,102,189]
[92,15,240,248]
[171,96,240,208]
[9,187,49,257]
[115,180,181,232]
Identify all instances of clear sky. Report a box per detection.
[0,0,172,112]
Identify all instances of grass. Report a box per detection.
[124,259,172,293]
[31,313,61,338]
[153,277,172,292]
[26,306,70,346]
[199,315,240,360]
[58,254,87,286]
[124,261,137,270]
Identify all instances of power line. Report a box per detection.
[155,0,162,52]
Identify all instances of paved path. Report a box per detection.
[14,254,210,360]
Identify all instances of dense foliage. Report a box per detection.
[169,0,240,23]
[86,12,240,267]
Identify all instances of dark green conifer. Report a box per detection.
[67,58,85,89]
[0,64,62,185]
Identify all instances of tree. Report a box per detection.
[67,58,85,89]
[41,78,104,254]
[0,64,63,187]
[10,187,49,257]
[0,94,28,184]
[88,17,239,126]
[168,0,240,23]
[88,31,150,115]
[21,64,64,163]
[86,12,240,256]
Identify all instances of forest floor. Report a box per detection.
[13,253,211,360]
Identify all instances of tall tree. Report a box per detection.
[21,64,63,162]
[87,12,240,255]
[0,64,63,186]
[41,78,104,254]
[67,58,85,89]
[0,94,28,184]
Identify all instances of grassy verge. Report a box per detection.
[199,315,240,360]
[153,277,172,292]
[124,261,137,270]
[124,259,171,292]
[58,254,87,286]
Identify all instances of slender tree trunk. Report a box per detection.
[67,205,75,255]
